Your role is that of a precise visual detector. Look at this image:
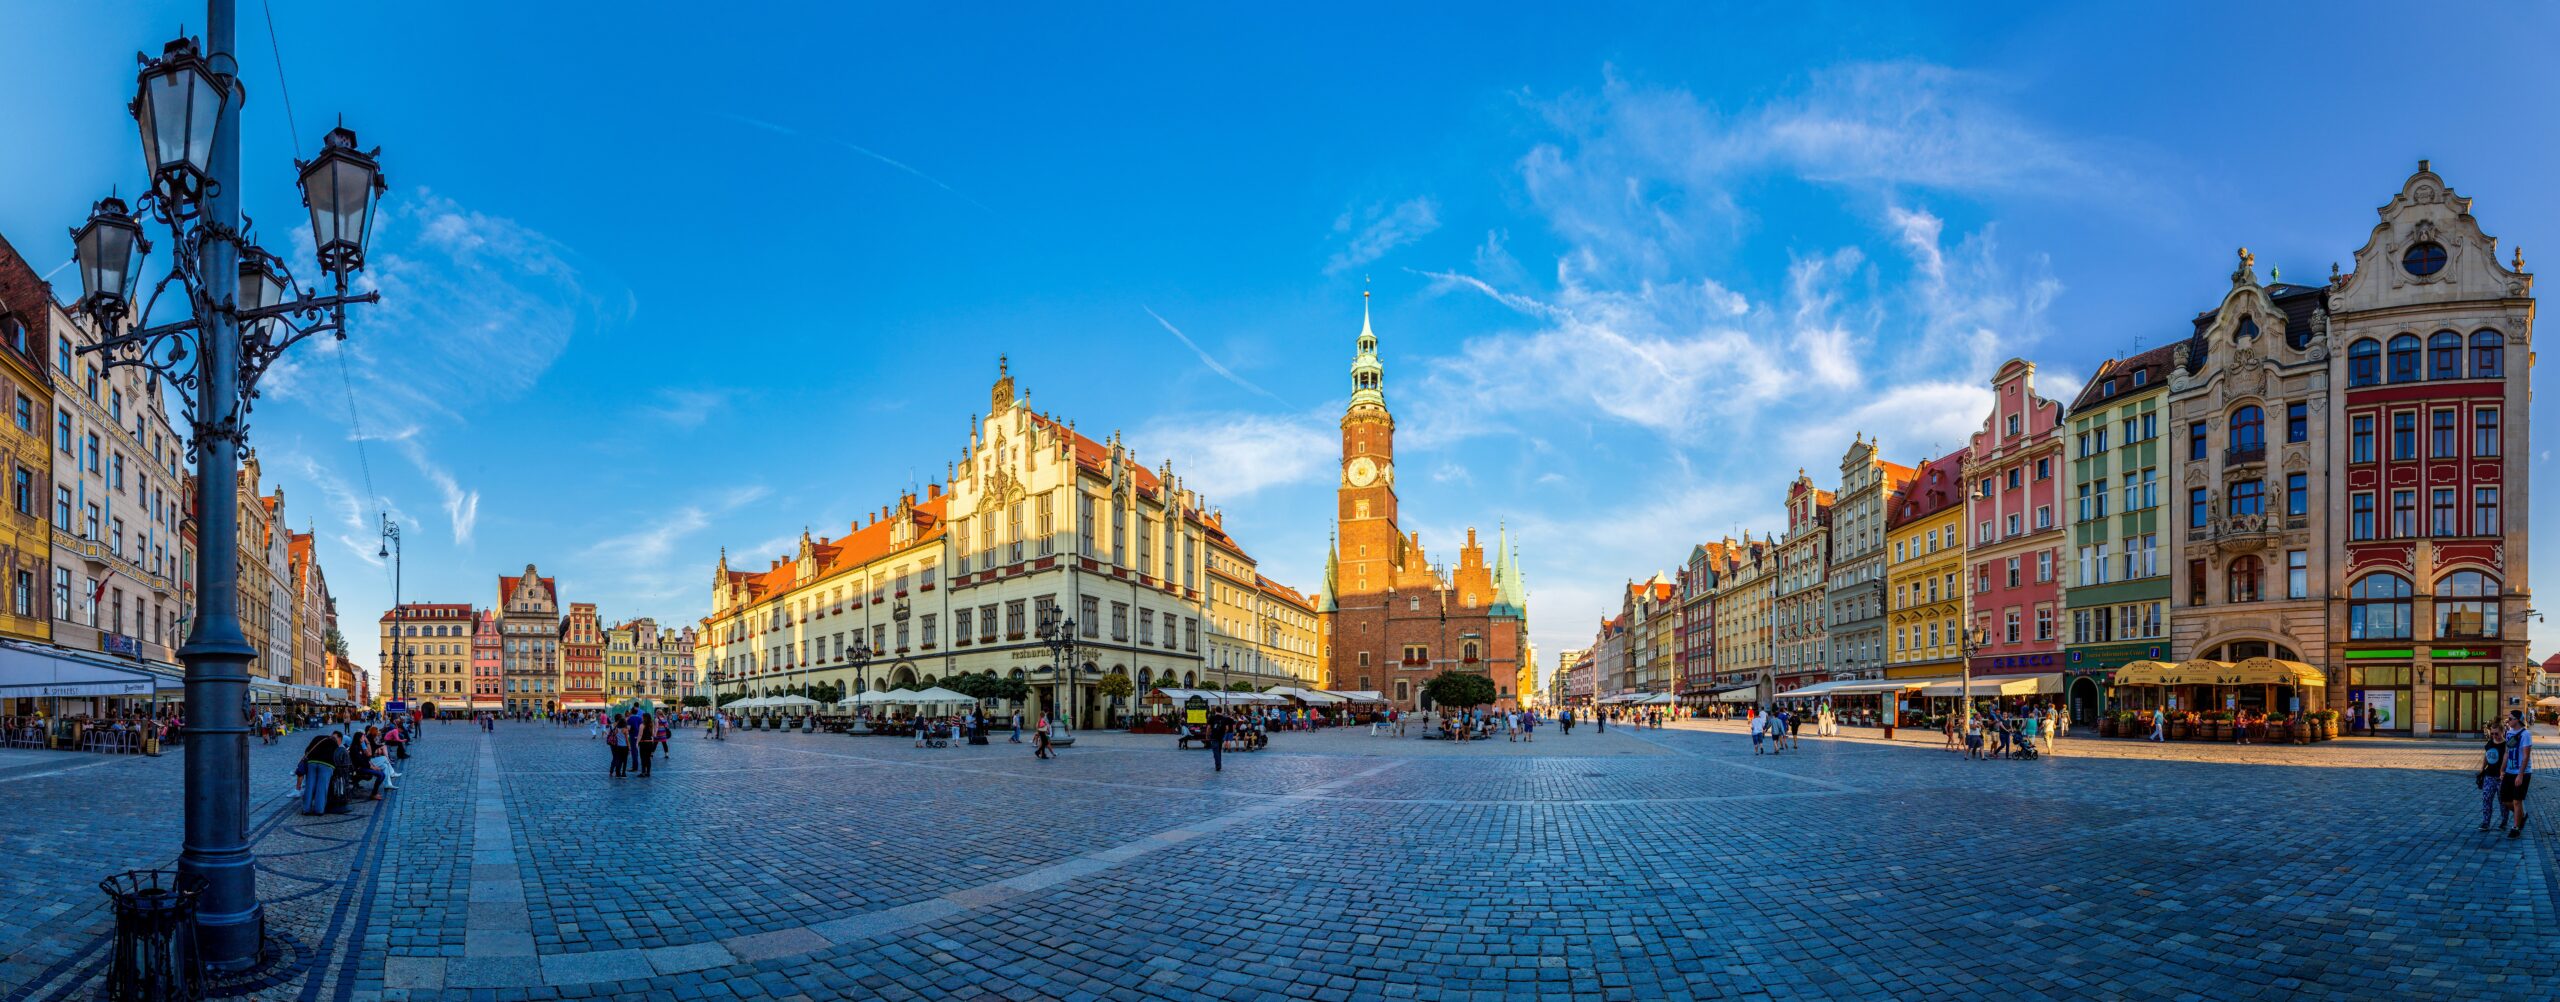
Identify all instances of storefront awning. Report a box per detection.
[1918,673,2061,698]
[1714,688,1758,703]
[2114,659,2323,688]
[0,641,159,698]
[1826,679,1934,695]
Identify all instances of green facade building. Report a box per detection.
[2061,345,2176,722]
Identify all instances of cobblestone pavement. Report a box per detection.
[3,718,2555,1000]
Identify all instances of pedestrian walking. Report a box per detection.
[1011,711,1023,744]
[1034,712,1054,760]
[1751,711,1766,755]
[606,724,628,778]
[1208,708,1232,772]
[2499,711,2533,839]
[1964,713,1985,761]
[2148,706,2166,742]
[2478,728,2511,833]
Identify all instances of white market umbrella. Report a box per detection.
[767,695,822,709]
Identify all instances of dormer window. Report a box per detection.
[2132,369,2148,386]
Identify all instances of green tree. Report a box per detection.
[1227,680,1258,692]
[1096,671,1134,702]
[323,626,349,658]
[681,694,711,708]
[991,674,1030,704]
[1422,671,1497,709]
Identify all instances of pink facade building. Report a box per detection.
[1964,359,2068,674]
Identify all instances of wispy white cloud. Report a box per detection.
[643,387,733,429]
[718,112,996,216]
[359,426,480,547]
[1137,412,1333,500]
[1142,307,1289,407]
[1326,198,1441,275]
[576,485,775,607]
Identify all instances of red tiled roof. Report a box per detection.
[1888,447,1972,530]
[724,496,950,606]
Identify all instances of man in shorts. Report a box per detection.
[2500,711,2533,839]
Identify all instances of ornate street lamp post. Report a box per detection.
[1037,610,1078,731]
[379,516,403,713]
[66,10,385,972]
[847,640,873,729]
[1960,626,1988,737]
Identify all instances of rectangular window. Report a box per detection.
[978,604,998,642]
[2188,422,2207,461]
[2187,559,2207,606]
[2475,487,2500,536]
[2093,428,2109,453]
[2007,468,2022,490]
[2432,488,2458,536]
[2392,412,2416,460]
[11,396,25,432]
[2390,489,2417,538]
[1111,602,1130,641]
[2092,481,2108,519]
[2003,610,2021,644]
[2287,401,2308,443]
[2431,408,2458,458]
[920,613,937,647]
[954,521,973,574]
[2189,487,2208,528]
[9,468,27,516]
[1138,609,1154,645]
[2006,514,2021,537]
[2286,472,2307,517]
[2036,458,2052,480]
[2351,493,2375,540]
[2351,415,2375,463]
[1081,596,1100,637]
[2286,550,2308,600]
[2036,550,2053,582]
[2034,607,2053,641]
[2077,483,2090,522]
[51,568,68,619]
[2230,479,2263,517]
[55,410,69,454]
[2005,557,2021,589]
[2475,408,2501,457]
[1006,598,1027,638]
[2092,543,2109,585]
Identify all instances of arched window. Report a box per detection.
[2470,330,2504,378]
[1182,670,1198,687]
[2348,573,2413,639]
[2226,555,2263,603]
[2427,331,2462,379]
[1462,641,1480,662]
[2433,571,2501,640]
[2347,338,2382,386]
[2235,316,2258,341]
[2387,334,2423,383]
[2227,405,2264,455]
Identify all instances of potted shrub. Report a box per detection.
[2099,714,2118,738]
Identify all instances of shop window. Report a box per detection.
[2347,573,2413,640]
[2432,571,2500,640]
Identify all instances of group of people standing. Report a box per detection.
[2476,712,2535,839]
[598,710,673,778]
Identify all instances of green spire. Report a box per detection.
[1317,539,1339,613]
[1490,524,1527,617]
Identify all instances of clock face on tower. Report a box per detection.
[1345,456,1380,487]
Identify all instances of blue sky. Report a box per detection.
[4,2,2556,685]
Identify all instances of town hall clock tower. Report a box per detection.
[1319,291,1531,710]
[1337,291,1400,598]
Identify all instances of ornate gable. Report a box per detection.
[2332,162,2528,313]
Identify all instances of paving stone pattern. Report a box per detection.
[3,719,2555,1000]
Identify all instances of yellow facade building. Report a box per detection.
[1884,450,1971,679]
[0,239,52,644]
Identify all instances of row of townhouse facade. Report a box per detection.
[0,230,346,715]
[1571,165,2535,736]
[695,362,1324,728]
[380,566,696,716]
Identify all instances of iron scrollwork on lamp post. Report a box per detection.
[1038,610,1079,732]
[65,16,387,973]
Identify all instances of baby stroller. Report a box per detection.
[2010,723,2040,760]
